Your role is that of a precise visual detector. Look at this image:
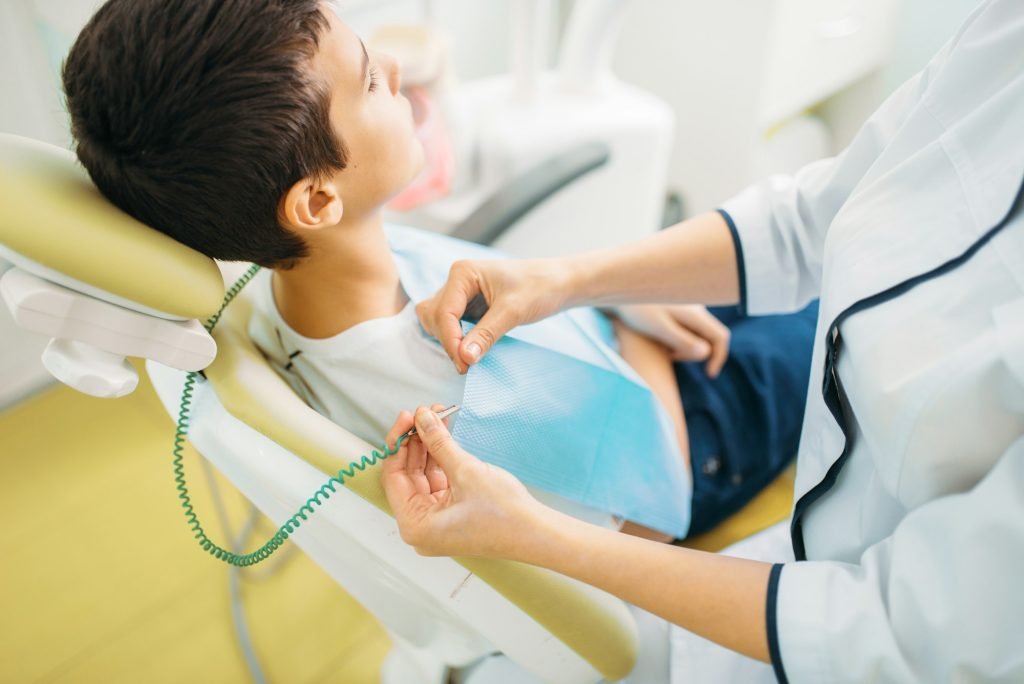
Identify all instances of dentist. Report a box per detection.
[383,1,1024,681]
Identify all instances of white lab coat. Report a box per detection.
[692,1,1024,681]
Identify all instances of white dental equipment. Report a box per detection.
[382,0,675,260]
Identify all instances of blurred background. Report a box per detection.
[0,0,984,681]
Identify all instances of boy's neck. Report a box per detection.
[271,211,408,339]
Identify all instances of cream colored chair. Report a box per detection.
[0,133,673,684]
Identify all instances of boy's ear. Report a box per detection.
[279,177,344,231]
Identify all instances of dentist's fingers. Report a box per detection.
[384,410,414,456]
[413,405,476,476]
[388,405,549,558]
[458,304,523,369]
[417,260,488,373]
[414,298,441,340]
[423,404,450,492]
[381,406,453,515]
[405,427,430,486]
[418,285,470,372]
[424,453,449,493]
[381,410,417,506]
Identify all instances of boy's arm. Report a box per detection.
[611,318,690,473]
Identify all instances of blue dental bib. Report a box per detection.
[388,224,692,537]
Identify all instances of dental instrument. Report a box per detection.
[404,404,461,438]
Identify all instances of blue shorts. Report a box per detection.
[675,301,819,536]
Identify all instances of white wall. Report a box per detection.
[884,0,983,92]
[340,0,517,80]
[820,0,984,150]
[611,0,777,216]
[608,0,985,216]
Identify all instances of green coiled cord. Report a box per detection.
[171,264,409,566]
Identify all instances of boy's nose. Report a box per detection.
[382,52,401,95]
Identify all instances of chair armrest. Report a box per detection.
[1,267,217,397]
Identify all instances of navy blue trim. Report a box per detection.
[790,173,1024,560]
[766,563,788,684]
[791,331,850,560]
[717,208,748,317]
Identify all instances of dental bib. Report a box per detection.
[388,224,693,537]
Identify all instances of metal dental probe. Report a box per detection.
[403,404,461,439]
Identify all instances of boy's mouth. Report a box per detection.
[407,91,425,126]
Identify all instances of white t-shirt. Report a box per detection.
[247,267,624,528]
[247,269,466,447]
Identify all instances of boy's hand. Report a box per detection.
[610,304,730,378]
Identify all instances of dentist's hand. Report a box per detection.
[611,304,731,378]
[416,258,573,374]
[382,406,545,558]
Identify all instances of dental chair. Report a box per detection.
[0,133,673,684]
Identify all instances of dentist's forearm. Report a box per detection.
[517,506,771,662]
[563,211,740,308]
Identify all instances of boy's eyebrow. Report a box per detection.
[359,38,369,87]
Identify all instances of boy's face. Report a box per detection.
[314,8,424,216]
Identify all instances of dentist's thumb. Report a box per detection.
[414,406,474,475]
[458,306,518,368]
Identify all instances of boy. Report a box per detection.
[62,0,816,539]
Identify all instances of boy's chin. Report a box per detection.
[411,140,427,173]
[404,150,427,185]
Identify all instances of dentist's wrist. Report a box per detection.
[510,504,595,569]
[559,253,600,310]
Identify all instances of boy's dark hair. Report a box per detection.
[63,0,346,269]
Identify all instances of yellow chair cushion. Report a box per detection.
[0,134,223,320]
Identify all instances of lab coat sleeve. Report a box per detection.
[770,434,1024,683]
[719,38,958,316]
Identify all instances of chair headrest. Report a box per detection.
[0,134,223,320]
